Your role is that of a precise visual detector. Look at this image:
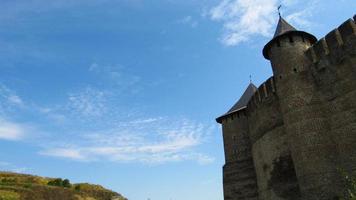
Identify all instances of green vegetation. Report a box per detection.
[0,190,20,200]
[0,172,127,200]
[339,169,356,200]
[47,178,71,188]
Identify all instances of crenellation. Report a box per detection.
[314,38,330,60]
[217,15,356,200]
[247,77,277,113]
[325,29,344,49]
[257,88,262,102]
[306,18,356,67]
[262,83,268,98]
[257,85,264,100]
[324,29,345,65]
[338,18,356,43]
[305,46,317,63]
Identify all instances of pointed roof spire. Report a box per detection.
[216,83,257,123]
[273,4,297,37]
[278,5,282,17]
[273,16,297,38]
[262,13,317,60]
[227,83,257,113]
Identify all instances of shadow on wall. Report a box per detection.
[268,155,301,200]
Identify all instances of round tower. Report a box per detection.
[263,16,317,75]
[263,17,342,199]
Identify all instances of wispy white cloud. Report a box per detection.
[208,0,320,46]
[89,62,141,94]
[40,118,215,165]
[178,16,199,28]
[0,75,214,166]
[0,161,30,174]
[0,84,25,109]
[0,85,31,141]
[40,148,87,161]
[67,87,107,118]
[0,120,26,141]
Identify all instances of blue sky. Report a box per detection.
[0,0,354,199]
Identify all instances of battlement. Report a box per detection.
[217,107,248,124]
[218,15,356,200]
[247,77,277,113]
[305,17,356,66]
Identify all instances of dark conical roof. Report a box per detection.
[227,83,257,113]
[263,16,317,60]
[273,17,297,38]
[216,83,257,123]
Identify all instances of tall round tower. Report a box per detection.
[263,17,341,199]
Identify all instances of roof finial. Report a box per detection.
[249,75,252,84]
[278,4,282,17]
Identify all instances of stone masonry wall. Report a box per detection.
[306,17,356,178]
[219,15,356,200]
[221,110,258,200]
[247,77,300,200]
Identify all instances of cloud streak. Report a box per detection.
[0,71,214,165]
[0,120,26,141]
[0,84,25,110]
[89,62,141,94]
[40,118,215,165]
[208,0,320,46]
[67,86,107,118]
[178,16,199,28]
[0,161,30,174]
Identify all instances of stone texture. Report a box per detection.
[217,15,356,200]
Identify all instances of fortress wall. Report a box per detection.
[218,15,356,200]
[221,111,258,200]
[251,126,290,200]
[306,17,356,173]
[246,78,296,200]
[268,32,339,199]
[221,110,251,163]
[247,77,281,144]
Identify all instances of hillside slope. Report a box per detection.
[0,172,127,200]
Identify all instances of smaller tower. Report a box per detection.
[216,83,258,200]
[263,16,317,73]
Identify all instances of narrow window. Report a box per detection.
[233,149,238,156]
[289,36,294,43]
[232,135,237,141]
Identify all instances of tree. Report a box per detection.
[62,179,71,188]
[47,178,63,187]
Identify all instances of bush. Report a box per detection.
[23,183,32,188]
[47,178,63,187]
[62,179,71,188]
[47,178,72,188]
[339,169,356,200]
[74,185,81,191]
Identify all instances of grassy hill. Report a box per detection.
[0,172,127,200]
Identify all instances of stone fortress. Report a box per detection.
[216,15,356,200]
